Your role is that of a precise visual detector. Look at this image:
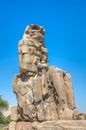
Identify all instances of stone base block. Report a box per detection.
[13,120,86,130]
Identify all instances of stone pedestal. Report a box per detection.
[14,120,86,130]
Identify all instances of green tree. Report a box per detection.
[0,95,9,125]
[0,95,8,112]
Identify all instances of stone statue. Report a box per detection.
[8,24,86,130]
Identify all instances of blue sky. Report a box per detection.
[0,0,86,112]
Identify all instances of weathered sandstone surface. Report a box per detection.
[8,24,86,130]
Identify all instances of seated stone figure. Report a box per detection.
[12,24,85,123]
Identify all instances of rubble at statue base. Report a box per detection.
[9,24,86,130]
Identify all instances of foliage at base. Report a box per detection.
[0,113,11,125]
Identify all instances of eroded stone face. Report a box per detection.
[12,24,86,124]
[18,24,47,75]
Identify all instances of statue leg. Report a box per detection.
[63,72,75,110]
[48,67,67,106]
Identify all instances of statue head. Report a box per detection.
[24,24,45,35]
